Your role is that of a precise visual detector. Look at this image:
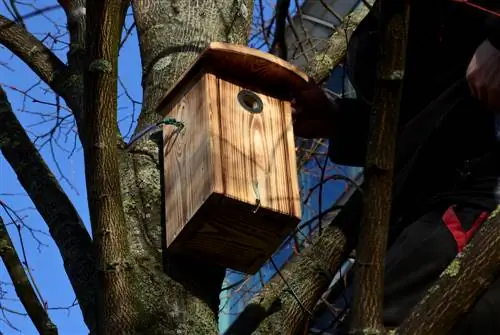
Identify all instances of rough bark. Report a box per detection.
[0,15,82,119]
[394,206,500,335]
[89,0,254,333]
[0,86,96,331]
[83,1,136,334]
[348,2,409,334]
[0,217,58,335]
[304,1,372,83]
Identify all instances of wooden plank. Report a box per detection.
[169,194,299,273]
[163,77,214,246]
[213,78,301,219]
[205,73,224,195]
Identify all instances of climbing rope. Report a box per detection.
[125,117,185,150]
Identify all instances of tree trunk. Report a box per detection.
[83,1,133,334]
[348,1,409,333]
[84,0,253,333]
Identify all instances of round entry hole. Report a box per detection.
[237,90,263,114]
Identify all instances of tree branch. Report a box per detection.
[0,86,96,332]
[269,0,291,60]
[64,0,86,111]
[84,1,135,333]
[0,216,58,335]
[227,190,362,334]
[304,1,372,83]
[0,15,81,116]
[348,1,409,332]
[130,0,252,326]
[227,4,375,332]
[395,206,500,335]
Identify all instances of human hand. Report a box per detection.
[466,39,500,112]
[291,88,339,139]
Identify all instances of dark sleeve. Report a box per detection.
[486,13,500,50]
[327,97,370,167]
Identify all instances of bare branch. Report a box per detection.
[348,1,410,332]
[0,86,96,332]
[269,0,291,59]
[227,189,362,334]
[0,216,58,335]
[304,2,372,82]
[0,15,82,111]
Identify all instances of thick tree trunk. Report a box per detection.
[83,0,254,333]
[83,2,134,334]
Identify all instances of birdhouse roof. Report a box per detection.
[156,43,334,132]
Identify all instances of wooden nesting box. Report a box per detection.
[157,42,328,273]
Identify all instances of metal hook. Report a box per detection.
[252,181,261,213]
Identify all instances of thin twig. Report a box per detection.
[0,216,58,335]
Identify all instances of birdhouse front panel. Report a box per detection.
[162,72,301,273]
[210,74,301,216]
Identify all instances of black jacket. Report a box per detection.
[329,0,500,167]
[328,0,500,230]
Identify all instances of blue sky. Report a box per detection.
[0,2,141,334]
[0,1,360,334]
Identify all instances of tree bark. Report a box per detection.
[83,1,135,334]
[348,1,409,333]
[395,206,500,335]
[228,4,375,331]
[90,1,254,334]
[0,216,58,335]
[0,86,96,331]
[304,1,372,83]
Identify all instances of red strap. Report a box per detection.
[451,0,500,18]
[442,206,489,253]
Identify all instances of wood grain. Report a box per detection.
[162,72,302,273]
[156,42,334,137]
[211,75,301,217]
[163,77,214,245]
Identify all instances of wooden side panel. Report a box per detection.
[281,100,302,219]
[163,77,214,246]
[212,78,301,219]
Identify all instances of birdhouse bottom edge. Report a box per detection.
[165,193,300,274]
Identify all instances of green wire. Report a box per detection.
[159,117,185,130]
